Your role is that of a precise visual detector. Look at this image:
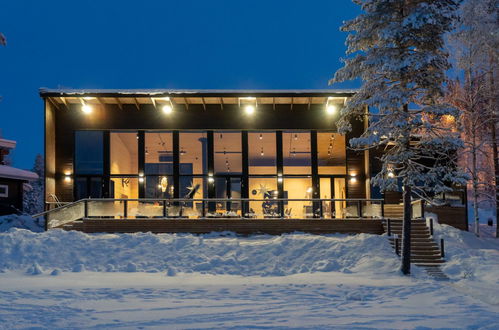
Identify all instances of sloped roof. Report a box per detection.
[0,165,38,181]
[0,138,16,150]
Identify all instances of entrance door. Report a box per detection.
[75,177,103,200]
[319,177,346,218]
[215,176,242,215]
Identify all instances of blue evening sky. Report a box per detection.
[0,0,360,169]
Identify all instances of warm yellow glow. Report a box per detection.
[139,177,144,183]
[64,176,71,183]
[326,104,337,114]
[350,177,357,183]
[81,104,92,114]
[245,105,255,115]
[162,105,173,114]
[388,171,395,178]
[306,187,313,193]
[83,97,95,100]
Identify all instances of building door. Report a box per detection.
[215,176,242,215]
[75,177,103,200]
[319,176,346,218]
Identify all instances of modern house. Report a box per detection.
[0,137,39,215]
[38,89,467,233]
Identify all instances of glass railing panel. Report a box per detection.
[344,201,360,218]
[87,200,124,218]
[137,200,164,218]
[47,202,85,229]
[361,201,382,218]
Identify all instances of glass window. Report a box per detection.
[317,132,347,175]
[75,177,103,200]
[75,131,103,175]
[283,131,311,174]
[283,177,313,218]
[248,177,279,218]
[145,175,174,198]
[110,177,139,199]
[214,131,242,174]
[111,132,138,175]
[248,132,276,174]
[145,132,173,175]
[179,132,208,175]
[180,176,207,199]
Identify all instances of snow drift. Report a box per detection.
[0,214,44,233]
[0,229,399,276]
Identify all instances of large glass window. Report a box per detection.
[75,131,103,174]
[248,132,276,174]
[111,132,138,175]
[110,177,139,199]
[248,177,278,218]
[145,175,174,199]
[145,132,173,175]
[179,132,208,175]
[317,132,347,175]
[283,177,313,218]
[214,131,242,174]
[283,131,311,174]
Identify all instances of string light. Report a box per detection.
[259,133,263,140]
[260,147,264,156]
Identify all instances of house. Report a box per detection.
[38,89,467,233]
[0,137,38,215]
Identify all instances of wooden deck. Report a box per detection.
[63,218,385,235]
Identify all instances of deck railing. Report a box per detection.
[37,198,386,229]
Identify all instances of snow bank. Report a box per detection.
[0,229,399,276]
[0,214,44,232]
[433,221,499,304]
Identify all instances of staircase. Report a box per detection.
[383,219,449,280]
[383,204,404,219]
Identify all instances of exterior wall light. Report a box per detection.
[325,97,337,115]
[349,173,357,183]
[162,105,173,114]
[64,171,72,183]
[245,105,255,115]
[81,104,92,114]
[387,171,395,178]
[239,97,257,115]
[277,174,283,183]
[139,173,144,183]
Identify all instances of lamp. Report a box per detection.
[239,97,257,115]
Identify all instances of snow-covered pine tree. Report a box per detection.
[332,0,467,274]
[23,154,44,215]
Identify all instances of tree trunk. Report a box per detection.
[401,184,412,275]
[492,122,499,238]
[472,133,480,236]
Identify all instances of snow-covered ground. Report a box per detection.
[0,215,498,329]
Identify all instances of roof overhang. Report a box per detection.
[0,165,38,181]
[40,88,357,111]
[0,138,16,150]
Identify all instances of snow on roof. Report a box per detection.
[0,165,38,181]
[0,138,16,150]
[39,88,358,97]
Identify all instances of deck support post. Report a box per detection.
[440,238,445,258]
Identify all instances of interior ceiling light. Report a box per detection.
[245,105,255,115]
[162,105,173,114]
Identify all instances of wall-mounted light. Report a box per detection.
[81,103,92,114]
[139,173,144,183]
[349,173,357,183]
[208,173,215,183]
[326,97,338,115]
[277,173,283,183]
[239,97,257,115]
[64,171,72,183]
[153,96,174,115]
[388,171,395,178]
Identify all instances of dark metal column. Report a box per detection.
[103,131,111,198]
[173,131,180,199]
[138,130,145,198]
[241,131,249,216]
[276,131,284,217]
[310,130,320,217]
[207,131,215,212]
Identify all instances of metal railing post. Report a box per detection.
[357,200,362,218]
[280,199,285,219]
[84,200,88,218]
[123,200,128,218]
[395,237,400,256]
[429,218,434,236]
[387,218,392,236]
[381,200,385,219]
[163,200,167,218]
[440,238,445,258]
[319,200,324,219]
[202,200,206,218]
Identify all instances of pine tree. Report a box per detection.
[23,154,44,215]
[332,0,467,274]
